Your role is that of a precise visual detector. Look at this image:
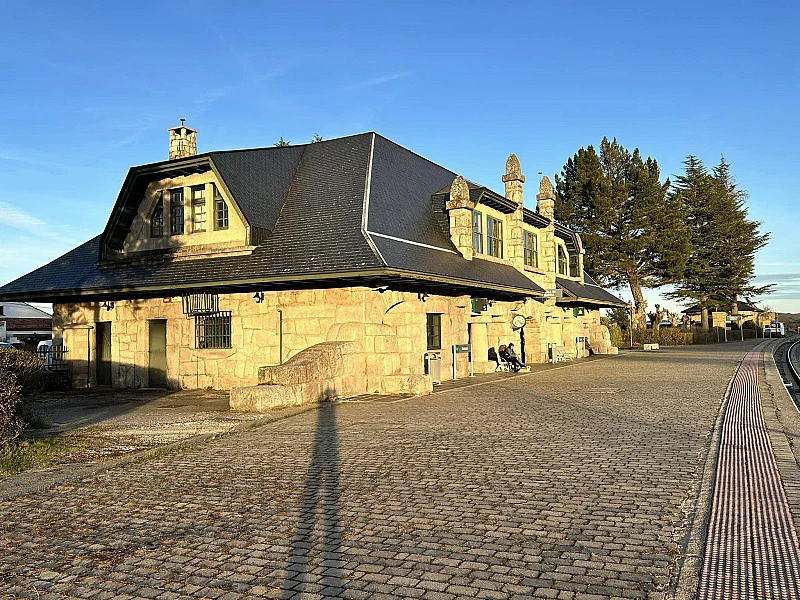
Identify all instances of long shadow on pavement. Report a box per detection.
[277,401,345,598]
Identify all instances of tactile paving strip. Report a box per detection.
[698,350,800,599]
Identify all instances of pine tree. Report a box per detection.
[555,138,690,328]
[667,156,771,329]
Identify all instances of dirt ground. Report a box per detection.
[25,388,263,462]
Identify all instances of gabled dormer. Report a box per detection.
[98,124,305,264]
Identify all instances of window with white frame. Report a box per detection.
[191,186,206,232]
[214,185,229,230]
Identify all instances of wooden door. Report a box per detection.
[96,322,112,386]
[148,320,167,388]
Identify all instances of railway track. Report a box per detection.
[774,336,800,408]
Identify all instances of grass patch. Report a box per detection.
[0,436,90,476]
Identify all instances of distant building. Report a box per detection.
[681,301,773,328]
[0,302,52,349]
[0,127,624,392]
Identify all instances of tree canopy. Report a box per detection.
[555,138,690,327]
[665,156,771,328]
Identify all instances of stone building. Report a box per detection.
[0,127,624,400]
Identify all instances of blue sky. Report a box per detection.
[1,1,798,313]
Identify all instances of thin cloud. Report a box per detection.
[344,70,414,91]
[0,202,77,245]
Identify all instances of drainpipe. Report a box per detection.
[277,309,283,364]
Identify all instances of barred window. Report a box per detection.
[472,210,483,254]
[170,188,184,235]
[195,311,232,349]
[214,185,229,230]
[150,195,164,238]
[192,186,206,232]
[486,215,503,258]
[524,230,538,268]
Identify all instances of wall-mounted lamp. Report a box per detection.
[373,286,389,294]
[102,301,115,311]
[253,291,265,304]
[417,293,428,302]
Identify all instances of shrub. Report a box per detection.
[0,349,45,447]
[607,322,624,348]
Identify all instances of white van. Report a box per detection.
[764,322,786,338]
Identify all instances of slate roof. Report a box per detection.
[0,133,609,302]
[556,273,626,307]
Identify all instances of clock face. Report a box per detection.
[512,314,526,329]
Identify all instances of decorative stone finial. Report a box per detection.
[502,154,525,183]
[446,175,474,211]
[538,175,555,200]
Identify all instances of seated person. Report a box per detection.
[506,342,525,371]
[498,344,522,372]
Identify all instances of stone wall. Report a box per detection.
[53,286,613,391]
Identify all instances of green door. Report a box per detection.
[148,320,167,388]
[96,322,112,386]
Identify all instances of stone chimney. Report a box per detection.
[536,176,556,221]
[445,175,475,260]
[502,154,525,269]
[168,120,197,160]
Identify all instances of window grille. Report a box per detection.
[151,195,164,238]
[195,311,232,349]
[192,186,206,232]
[170,188,184,235]
[472,210,483,254]
[182,293,220,316]
[524,230,538,268]
[486,215,503,258]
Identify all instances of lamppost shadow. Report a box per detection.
[276,399,344,598]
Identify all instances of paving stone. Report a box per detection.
[0,345,760,599]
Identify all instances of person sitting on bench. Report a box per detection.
[499,344,523,372]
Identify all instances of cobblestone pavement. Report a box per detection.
[0,343,758,599]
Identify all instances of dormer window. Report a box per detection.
[150,195,164,238]
[170,188,184,235]
[524,230,538,268]
[214,185,229,230]
[191,186,206,233]
[486,215,503,258]
[569,252,579,277]
[557,245,568,276]
[472,210,483,254]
